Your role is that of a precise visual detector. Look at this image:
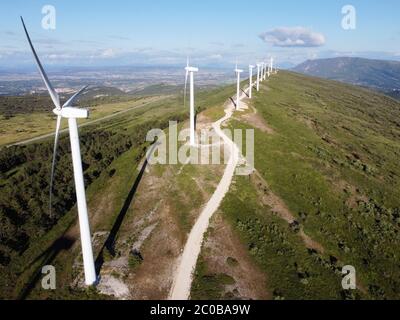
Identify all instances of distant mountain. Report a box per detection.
[276,62,296,69]
[292,57,400,99]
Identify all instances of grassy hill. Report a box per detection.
[192,71,400,300]
[293,57,400,99]
[2,70,400,300]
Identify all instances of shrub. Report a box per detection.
[128,250,143,269]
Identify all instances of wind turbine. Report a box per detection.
[261,62,264,81]
[260,62,264,82]
[248,65,255,99]
[263,62,267,80]
[273,57,278,74]
[21,17,97,286]
[256,63,261,92]
[264,62,268,80]
[184,58,198,146]
[234,63,243,110]
[270,57,274,75]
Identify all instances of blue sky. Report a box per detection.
[1,0,400,68]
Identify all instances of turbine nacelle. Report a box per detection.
[185,66,199,72]
[249,65,255,69]
[53,107,89,119]
[235,69,243,73]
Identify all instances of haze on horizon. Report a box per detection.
[0,0,399,70]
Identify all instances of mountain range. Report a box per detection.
[293,57,400,99]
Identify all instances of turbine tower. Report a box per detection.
[262,62,265,80]
[248,65,255,99]
[260,62,264,82]
[270,57,274,75]
[264,62,268,80]
[263,62,267,80]
[184,58,199,146]
[256,63,261,92]
[235,64,243,110]
[21,17,97,286]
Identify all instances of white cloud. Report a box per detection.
[210,41,224,47]
[259,27,326,48]
[101,48,118,58]
[45,53,76,60]
[208,54,223,59]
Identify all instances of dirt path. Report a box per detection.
[169,88,250,300]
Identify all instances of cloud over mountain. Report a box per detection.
[259,27,325,47]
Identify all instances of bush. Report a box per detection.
[128,250,143,269]
[226,257,239,267]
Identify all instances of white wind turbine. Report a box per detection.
[184,58,199,146]
[270,57,274,74]
[264,62,268,80]
[260,62,264,82]
[256,63,261,91]
[248,65,255,99]
[263,62,267,80]
[261,62,264,81]
[21,17,97,286]
[262,62,265,80]
[234,63,243,110]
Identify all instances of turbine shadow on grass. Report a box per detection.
[241,88,249,98]
[19,236,75,300]
[229,97,237,108]
[95,143,157,274]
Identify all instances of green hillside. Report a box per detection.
[2,70,400,300]
[192,71,400,300]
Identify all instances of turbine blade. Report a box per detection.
[20,16,60,109]
[49,115,62,217]
[62,85,88,108]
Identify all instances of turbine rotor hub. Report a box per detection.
[53,107,89,119]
